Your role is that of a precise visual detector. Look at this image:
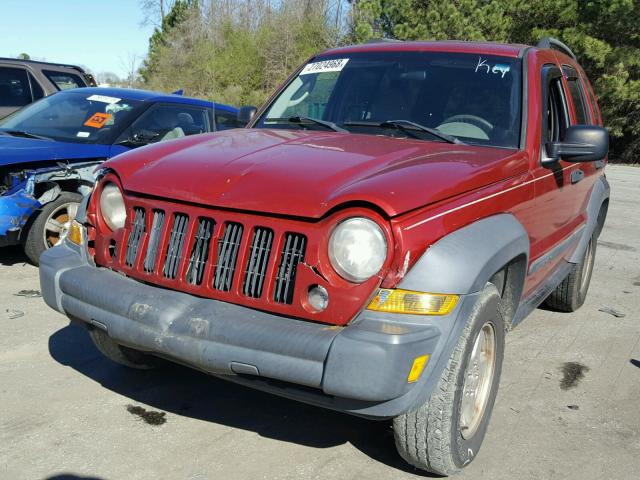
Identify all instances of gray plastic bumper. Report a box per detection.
[40,243,471,418]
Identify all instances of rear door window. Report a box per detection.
[562,66,589,125]
[0,67,32,106]
[43,70,85,90]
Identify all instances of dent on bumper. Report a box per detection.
[0,189,40,237]
[40,244,460,418]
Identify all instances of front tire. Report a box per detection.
[393,284,505,476]
[23,192,83,265]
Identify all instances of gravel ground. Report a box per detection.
[1,165,638,480]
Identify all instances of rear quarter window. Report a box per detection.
[43,70,85,90]
[582,74,601,125]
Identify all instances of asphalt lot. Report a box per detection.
[1,165,639,480]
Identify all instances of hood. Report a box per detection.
[107,129,528,218]
[0,136,112,167]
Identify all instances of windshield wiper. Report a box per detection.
[343,120,463,144]
[289,116,348,133]
[0,130,52,140]
[382,120,462,144]
[265,116,349,133]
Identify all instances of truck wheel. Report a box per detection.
[393,284,505,476]
[23,192,83,265]
[544,232,597,312]
[88,329,156,370]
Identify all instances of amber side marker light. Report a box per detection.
[408,354,430,383]
[66,220,84,246]
[367,289,458,315]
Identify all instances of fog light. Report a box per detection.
[66,220,84,246]
[307,285,329,312]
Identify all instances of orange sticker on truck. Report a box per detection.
[84,112,112,128]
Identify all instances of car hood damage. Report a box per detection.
[0,136,112,167]
[107,128,528,218]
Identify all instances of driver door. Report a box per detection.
[530,65,580,277]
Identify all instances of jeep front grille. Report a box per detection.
[144,210,165,273]
[274,233,307,304]
[243,227,274,298]
[163,213,189,279]
[213,222,243,291]
[118,205,307,305]
[125,208,146,267]
[186,218,215,285]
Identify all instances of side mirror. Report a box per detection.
[238,106,257,126]
[545,125,609,163]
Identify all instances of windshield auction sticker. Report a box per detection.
[87,94,121,104]
[84,112,112,128]
[299,58,349,75]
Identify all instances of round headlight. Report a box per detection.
[328,217,387,283]
[99,182,126,230]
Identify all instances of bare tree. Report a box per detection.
[120,53,142,88]
[140,0,175,27]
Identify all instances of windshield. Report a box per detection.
[0,90,143,144]
[256,51,522,148]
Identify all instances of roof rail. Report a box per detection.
[536,37,576,60]
[0,56,87,72]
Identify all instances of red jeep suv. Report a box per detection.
[40,37,609,475]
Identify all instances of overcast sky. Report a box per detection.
[0,0,154,78]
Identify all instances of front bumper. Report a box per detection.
[0,189,40,244]
[40,243,474,418]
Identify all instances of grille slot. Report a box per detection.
[185,218,215,285]
[213,222,243,291]
[144,210,165,272]
[162,213,189,279]
[125,207,146,267]
[274,233,306,304]
[242,227,274,298]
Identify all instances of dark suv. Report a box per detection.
[0,57,96,118]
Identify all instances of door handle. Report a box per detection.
[570,169,584,184]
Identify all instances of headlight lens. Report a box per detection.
[328,217,387,283]
[99,182,126,230]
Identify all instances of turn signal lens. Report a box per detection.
[408,354,430,383]
[367,289,458,315]
[67,220,84,246]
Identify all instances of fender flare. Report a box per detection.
[398,213,530,294]
[567,174,610,263]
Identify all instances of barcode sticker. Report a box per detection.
[300,58,349,75]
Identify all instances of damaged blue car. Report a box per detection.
[0,87,240,264]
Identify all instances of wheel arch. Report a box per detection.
[567,175,610,263]
[398,213,530,300]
